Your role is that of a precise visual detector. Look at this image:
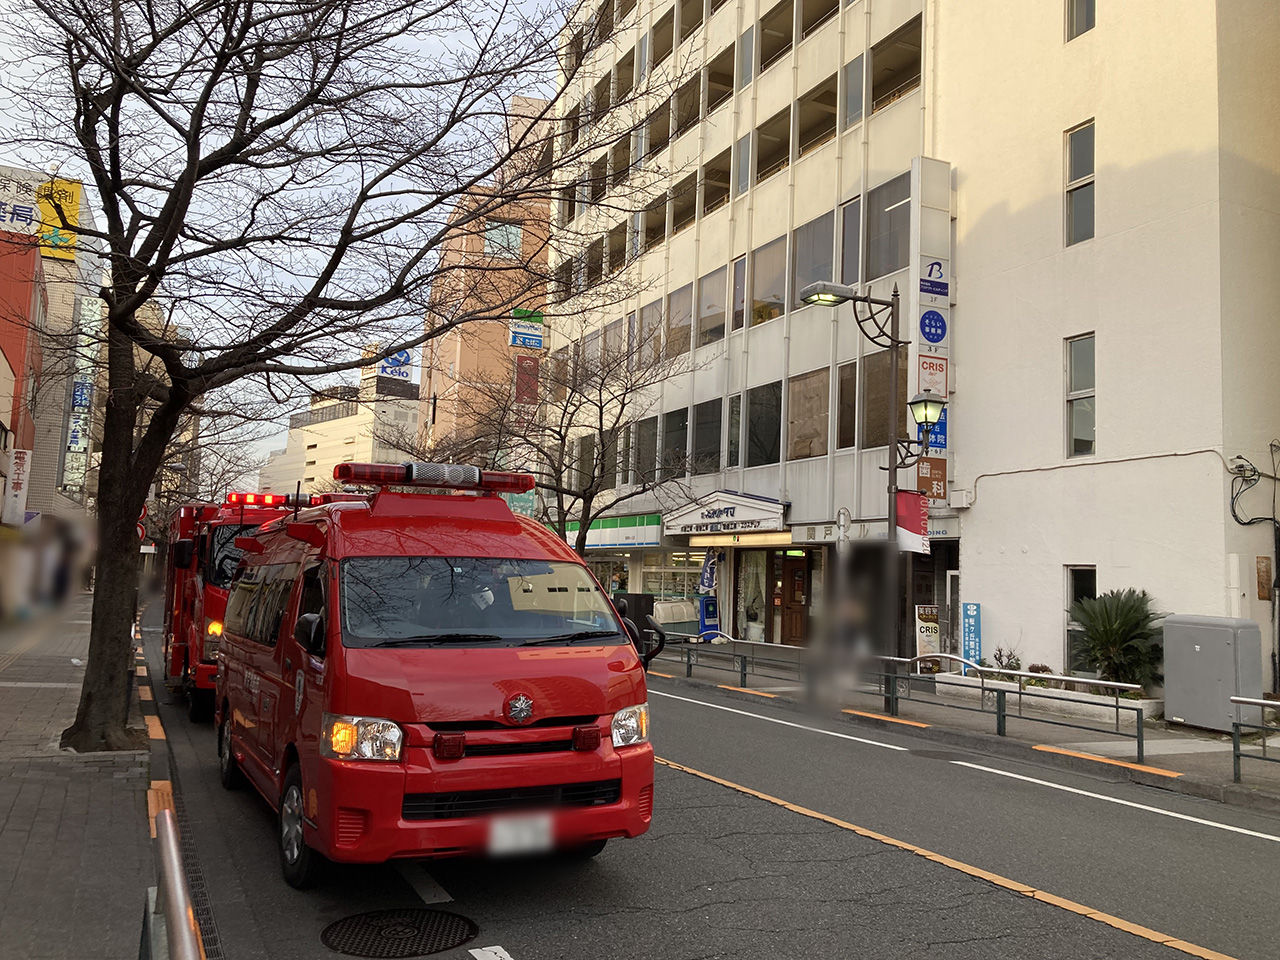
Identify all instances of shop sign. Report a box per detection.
[509,309,544,349]
[915,605,940,658]
[663,492,787,537]
[2,449,32,526]
[961,603,982,670]
[918,456,947,503]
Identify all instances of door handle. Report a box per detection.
[284,658,293,673]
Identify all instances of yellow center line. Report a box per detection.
[654,756,1237,960]
[1032,744,1183,778]
[717,685,777,698]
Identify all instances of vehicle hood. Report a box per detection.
[338,644,647,725]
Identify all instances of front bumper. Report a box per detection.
[308,742,654,863]
[191,662,217,691]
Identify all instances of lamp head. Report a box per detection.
[907,389,947,429]
[799,281,855,306]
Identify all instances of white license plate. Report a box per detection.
[487,812,553,855]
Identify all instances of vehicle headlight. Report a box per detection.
[321,713,404,761]
[611,702,650,748]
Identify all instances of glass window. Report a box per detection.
[484,220,523,257]
[1067,334,1095,456]
[638,299,663,366]
[633,416,658,483]
[737,550,768,640]
[842,55,863,128]
[666,283,693,358]
[731,256,747,330]
[751,236,786,325]
[1067,0,1095,40]
[840,198,861,285]
[737,26,754,90]
[865,173,910,280]
[1067,121,1095,245]
[746,380,782,466]
[836,360,856,448]
[577,432,597,489]
[692,398,723,474]
[698,266,727,346]
[604,317,627,361]
[207,524,255,589]
[791,211,834,309]
[787,369,829,460]
[869,15,921,114]
[1066,565,1098,674]
[339,557,625,645]
[637,31,649,82]
[727,394,742,467]
[733,133,751,196]
[861,346,908,448]
[662,407,689,478]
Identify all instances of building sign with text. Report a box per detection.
[663,492,787,537]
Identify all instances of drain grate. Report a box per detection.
[321,909,479,958]
[168,759,226,960]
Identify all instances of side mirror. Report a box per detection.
[614,597,629,618]
[172,539,195,570]
[293,613,326,656]
[641,614,667,670]
[620,615,643,648]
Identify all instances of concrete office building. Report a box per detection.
[549,0,1280,680]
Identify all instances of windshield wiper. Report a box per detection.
[522,630,623,646]
[368,633,504,647]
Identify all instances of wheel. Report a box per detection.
[279,764,324,889]
[567,839,608,859]
[217,714,242,790]
[187,687,214,723]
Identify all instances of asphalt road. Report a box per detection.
[141,605,1280,960]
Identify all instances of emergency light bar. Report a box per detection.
[333,462,535,494]
[225,492,312,507]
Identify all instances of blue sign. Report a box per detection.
[961,603,982,671]
[921,260,949,297]
[511,334,543,349]
[917,407,947,451]
[920,310,947,344]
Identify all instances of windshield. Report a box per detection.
[340,557,626,647]
[206,524,255,589]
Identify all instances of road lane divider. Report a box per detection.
[650,689,905,751]
[717,685,777,698]
[655,757,1240,960]
[1032,744,1181,778]
[951,761,1280,843]
[646,670,675,678]
[842,708,930,729]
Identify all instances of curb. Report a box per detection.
[133,615,177,837]
[647,670,1280,817]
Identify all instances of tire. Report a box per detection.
[567,839,608,859]
[217,713,242,791]
[279,764,324,889]
[187,687,214,723]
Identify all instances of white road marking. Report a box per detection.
[649,689,905,751]
[952,761,1280,844]
[395,862,452,904]
[470,947,516,960]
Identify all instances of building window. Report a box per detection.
[633,415,658,483]
[841,55,864,128]
[727,394,742,466]
[692,398,723,474]
[797,74,838,156]
[755,108,791,182]
[733,133,751,197]
[746,380,783,466]
[731,255,747,330]
[618,424,632,487]
[1066,565,1097,674]
[865,172,910,281]
[637,31,649,83]
[840,197,861,284]
[1066,334,1095,457]
[577,433,597,489]
[861,346,908,448]
[737,26,754,90]
[1066,121,1095,245]
[653,9,675,67]
[836,360,856,449]
[703,148,731,214]
[751,236,786,325]
[662,407,689,479]
[791,211,834,309]
[870,16,922,114]
[787,368,829,460]
[638,299,663,366]
[1067,0,1095,40]
[801,0,838,38]
[707,46,735,115]
[306,443,318,450]
[759,0,794,72]
[666,283,693,359]
[698,266,727,346]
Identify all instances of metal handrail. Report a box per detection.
[152,809,202,960]
[1231,696,1276,710]
[877,653,1143,695]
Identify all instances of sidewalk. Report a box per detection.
[0,596,153,960]
[648,642,1280,810]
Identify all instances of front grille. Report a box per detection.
[462,740,573,758]
[427,716,598,732]
[403,779,622,821]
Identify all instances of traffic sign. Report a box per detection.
[136,523,146,541]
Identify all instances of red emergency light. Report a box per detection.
[333,462,535,494]
[225,492,312,507]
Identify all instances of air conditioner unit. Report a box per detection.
[949,489,973,510]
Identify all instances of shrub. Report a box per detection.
[1068,588,1164,691]
[1029,663,1053,674]
[993,647,1022,671]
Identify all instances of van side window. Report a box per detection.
[224,567,262,637]
[299,563,326,619]
[258,563,301,646]
[225,562,300,647]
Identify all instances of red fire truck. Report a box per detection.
[164,493,306,720]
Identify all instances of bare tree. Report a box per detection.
[2,0,682,750]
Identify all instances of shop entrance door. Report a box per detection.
[779,556,809,646]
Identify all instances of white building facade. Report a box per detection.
[550,0,1280,682]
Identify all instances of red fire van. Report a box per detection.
[214,463,660,887]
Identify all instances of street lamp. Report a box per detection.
[799,281,948,657]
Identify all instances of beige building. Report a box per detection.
[550,0,1280,680]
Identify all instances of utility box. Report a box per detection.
[1163,616,1262,732]
[698,595,719,637]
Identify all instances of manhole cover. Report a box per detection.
[909,749,971,762]
[321,909,478,958]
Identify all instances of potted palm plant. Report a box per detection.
[1068,588,1164,693]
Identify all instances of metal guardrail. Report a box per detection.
[139,809,203,960]
[1230,695,1278,784]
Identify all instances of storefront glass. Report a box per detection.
[587,558,629,594]
[640,550,702,599]
[736,551,769,642]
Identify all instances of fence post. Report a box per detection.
[738,654,747,687]
[996,689,1006,737]
[1233,723,1242,783]
[1135,707,1144,764]
[883,664,899,717]
[685,647,693,678]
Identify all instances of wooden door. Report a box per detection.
[779,556,809,646]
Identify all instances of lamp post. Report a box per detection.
[799,281,948,657]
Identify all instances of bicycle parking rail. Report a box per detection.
[139,809,203,960]
[1230,695,1279,783]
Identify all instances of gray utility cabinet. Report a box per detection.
[1163,616,1262,733]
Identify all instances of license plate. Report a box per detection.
[487,813,553,855]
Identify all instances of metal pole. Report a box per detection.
[1233,722,1242,783]
[886,285,902,657]
[154,810,202,960]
